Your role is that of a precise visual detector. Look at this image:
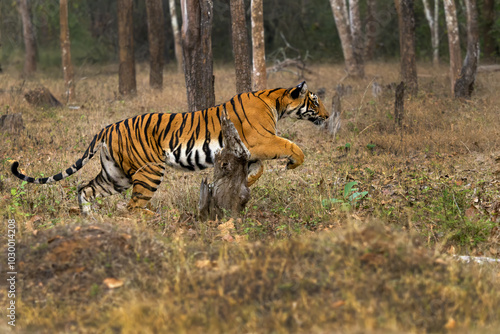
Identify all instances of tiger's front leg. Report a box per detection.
[250,136,305,171]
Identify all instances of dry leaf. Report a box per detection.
[47,235,63,244]
[448,246,456,255]
[444,317,456,330]
[351,213,363,221]
[103,278,124,289]
[195,260,218,269]
[221,234,234,242]
[218,219,235,234]
[233,234,246,243]
[465,205,479,218]
[26,215,42,231]
[332,300,345,308]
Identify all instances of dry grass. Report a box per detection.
[1,62,500,333]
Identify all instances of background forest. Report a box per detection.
[1,0,499,69]
[1,0,500,333]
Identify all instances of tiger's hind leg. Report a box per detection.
[247,160,264,186]
[78,144,131,215]
[126,164,165,214]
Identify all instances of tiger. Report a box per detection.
[11,81,329,215]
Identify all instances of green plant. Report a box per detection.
[9,181,28,214]
[322,181,369,210]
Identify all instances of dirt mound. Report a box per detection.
[19,222,167,305]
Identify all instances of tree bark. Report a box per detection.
[0,114,24,134]
[348,0,364,75]
[454,0,479,98]
[396,0,418,95]
[394,81,405,127]
[364,0,377,61]
[329,0,364,78]
[198,109,250,221]
[443,0,462,94]
[169,0,183,72]
[230,0,252,94]
[422,0,440,65]
[482,0,495,59]
[251,0,267,91]
[145,0,165,89]
[181,0,215,112]
[60,0,75,102]
[18,0,37,76]
[118,0,136,96]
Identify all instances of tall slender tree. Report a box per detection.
[454,0,479,98]
[145,0,165,89]
[60,0,75,102]
[118,0,136,96]
[396,0,418,95]
[443,0,461,94]
[230,0,251,94]
[18,0,37,75]
[181,0,215,112]
[422,0,440,65]
[251,0,266,90]
[329,0,364,78]
[169,0,183,72]
[482,0,495,59]
[364,0,377,61]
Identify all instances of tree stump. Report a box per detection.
[394,81,405,127]
[198,108,251,221]
[24,87,62,107]
[325,93,341,137]
[0,113,24,134]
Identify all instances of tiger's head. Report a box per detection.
[282,81,329,126]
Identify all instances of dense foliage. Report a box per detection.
[1,0,498,69]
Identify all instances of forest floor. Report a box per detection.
[0,63,499,333]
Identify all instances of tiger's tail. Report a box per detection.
[11,133,103,184]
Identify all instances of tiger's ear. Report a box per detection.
[290,81,308,99]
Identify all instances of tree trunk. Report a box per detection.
[118,0,136,96]
[422,0,440,65]
[18,0,37,76]
[60,0,75,102]
[251,0,266,91]
[454,0,479,98]
[198,108,251,221]
[364,0,377,61]
[181,0,215,112]
[482,0,495,59]
[230,0,252,94]
[396,0,418,95]
[443,0,462,94]
[169,0,183,72]
[329,0,364,78]
[394,81,405,127]
[145,0,165,89]
[348,0,364,76]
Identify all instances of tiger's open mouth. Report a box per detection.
[313,115,328,126]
